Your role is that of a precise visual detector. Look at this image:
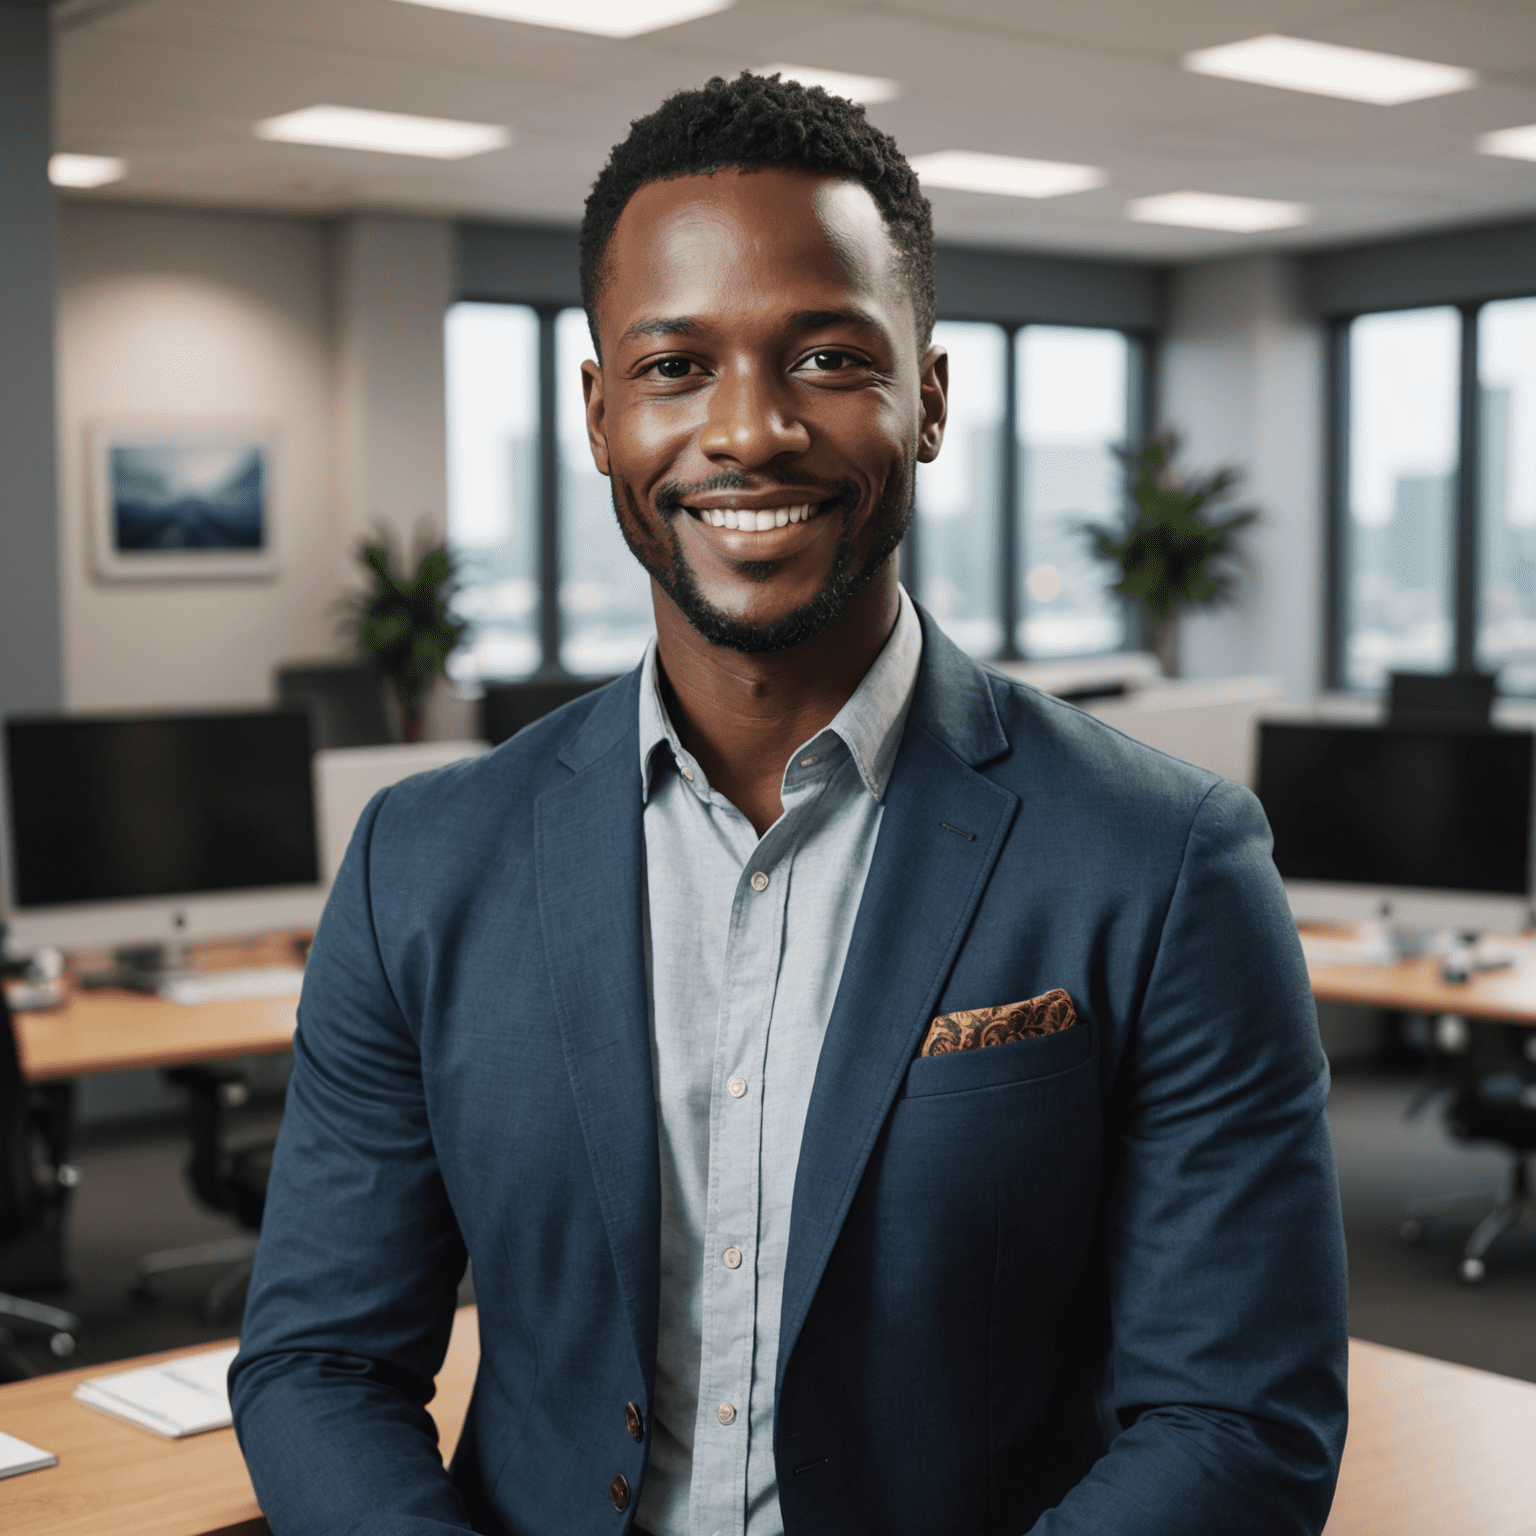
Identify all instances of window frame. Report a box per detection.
[450,300,1155,680]
[1325,299,1491,693]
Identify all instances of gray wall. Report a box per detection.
[1307,216,1536,316]
[0,0,63,720]
[457,219,1166,331]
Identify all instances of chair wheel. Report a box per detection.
[49,1332,75,1359]
[1459,1257,1486,1284]
[1399,1219,1425,1244]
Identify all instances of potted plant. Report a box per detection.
[346,534,467,742]
[1084,433,1256,678]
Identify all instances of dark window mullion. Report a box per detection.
[1455,303,1481,674]
[998,323,1022,661]
[536,306,563,676]
[1324,318,1351,692]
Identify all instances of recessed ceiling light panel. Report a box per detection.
[909,150,1107,200]
[49,153,127,189]
[254,105,511,160]
[392,0,732,38]
[1126,191,1312,233]
[754,64,900,105]
[1184,34,1477,105]
[1478,125,1536,164]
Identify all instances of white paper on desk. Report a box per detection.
[0,1428,58,1478]
[71,1344,239,1438]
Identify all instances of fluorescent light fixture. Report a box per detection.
[1478,124,1536,163]
[254,105,510,160]
[1127,191,1312,233]
[49,153,127,188]
[391,0,732,38]
[909,150,1106,200]
[1184,34,1476,105]
[754,64,900,105]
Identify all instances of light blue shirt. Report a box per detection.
[634,589,923,1536]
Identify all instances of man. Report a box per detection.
[232,73,1347,1536]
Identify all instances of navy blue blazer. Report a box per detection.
[231,611,1348,1535]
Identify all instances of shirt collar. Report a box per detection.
[638,585,924,804]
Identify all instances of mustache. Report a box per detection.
[653,472,860,519]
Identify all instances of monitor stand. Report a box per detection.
[78,942,193,993]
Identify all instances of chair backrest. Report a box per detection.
[276,662,393,751]
[1388,671,1496,730]
[0,986,42,1247]
[481,676,615,746]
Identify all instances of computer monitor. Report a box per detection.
[1255,721,1535,933]
[1,709,327,955]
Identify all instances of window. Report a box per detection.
[444,302,539,684]
[446,301,1144,683]
[1340,307,1460,691]
[1478,298,1536,694]
[1330,296,1536,698]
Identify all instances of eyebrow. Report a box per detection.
[619,307,886,344]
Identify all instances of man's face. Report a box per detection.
[583,167,946,651]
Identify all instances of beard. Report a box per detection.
[609,463,915,654]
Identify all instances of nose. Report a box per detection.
[698,360,810,468]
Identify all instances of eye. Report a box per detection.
[651,357,695,379]
[808,350,855,371]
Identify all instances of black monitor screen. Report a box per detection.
[1256,722,1534,895]
[4,711,318,909]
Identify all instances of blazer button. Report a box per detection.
[625,1401,644,1442]
[610,1473,631,1512]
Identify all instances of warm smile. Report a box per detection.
[683,500,833,531]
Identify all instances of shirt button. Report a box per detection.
[680,763,694,782]
[750,871,769,892]
[727,1076,747,1098]
[717,1402,737,1425]
[722,1246,743,1269]
[610,1473,630,1511]
[625,1401,644,1441]
[800,754,819,766]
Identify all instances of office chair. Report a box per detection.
[276,661,393,750]
[133,1065,274,1321]
[1400,1020,1536,1282]
[1387,670,1496,730]
[481,674,615,746]
[0,983,81,1379]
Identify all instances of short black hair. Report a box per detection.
[580,72,936,354]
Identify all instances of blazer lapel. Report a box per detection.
[777,619,1019,1385]
[534,672,661,1387]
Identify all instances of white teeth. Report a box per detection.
[700,502,820,530]
[712,510,726,527]
[788,507,801,524]
[753,510,772,531]
[775,508,789,527]
[723,510,740,529]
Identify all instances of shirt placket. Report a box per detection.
[689,799,804,1536]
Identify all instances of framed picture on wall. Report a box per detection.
[88,419,280,580]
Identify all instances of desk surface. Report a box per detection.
[0,1304,478,1536]
[1308,953,1536,1025]
[13,933,305,1083]
[1327,1337,1536,1536]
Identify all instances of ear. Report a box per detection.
[581,359,611,477]
[916,343,947,464]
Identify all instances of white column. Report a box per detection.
[1158,255,1325,704]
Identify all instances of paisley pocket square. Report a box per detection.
[920,988,1078,1056]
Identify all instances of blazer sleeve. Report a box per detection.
[1029,778,1349,1536]
[229,787,474,1535]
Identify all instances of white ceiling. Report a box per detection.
[51,0,1536,261]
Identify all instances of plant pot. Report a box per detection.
[1150,614,1180,679]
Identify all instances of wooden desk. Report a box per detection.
[1308,953,1536,1027]
[1326,1337,1536,1536]
[0,1304,479,1536]
[12,933,305,1084]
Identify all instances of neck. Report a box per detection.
[652,565,900,835]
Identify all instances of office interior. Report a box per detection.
[2,0,1536,1397]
